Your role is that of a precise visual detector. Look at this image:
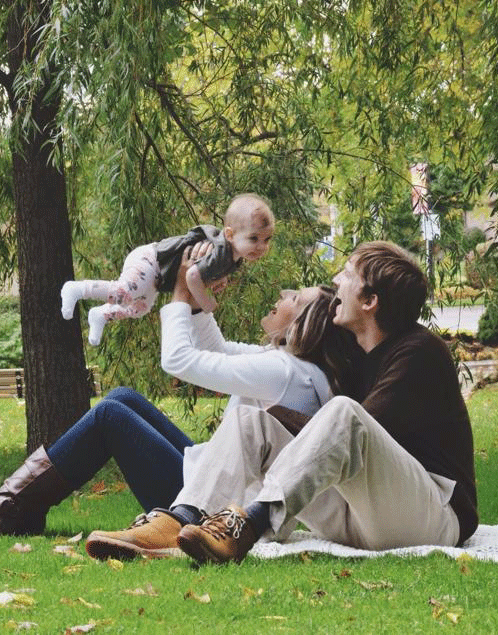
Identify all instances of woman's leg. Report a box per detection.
[47,391,193,512]
[101,387,193,455]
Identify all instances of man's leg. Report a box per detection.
[257,396,459,550]
[177,396,459,563]
[171,405,294,517]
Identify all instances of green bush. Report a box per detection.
[0,295,23,368]
[478,295,498,345]
[463,227,487,252]
[465,240,498,290]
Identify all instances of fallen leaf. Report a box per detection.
[68,532,84,543]
[184,590,211,603]
[446,611,462,624]
[53,546,84,560]
[9,543,32,554]
[1,569,35,580]
[428,597,463,623]
[110,482,128,492]
[459,563,471,575]
[0,592,36,608]
[90,481,106,493]
[313,589,327,598]
[64,621,96,633]
[242,587,263,600]
[357,579,393,591]
[62,564,85,575]
[77,597,102,609]
[260,616,287,620]
[333,568,352,578]
[0,592,16,606]
[456,553,473,575]
[5,621,38,630]
[107,559,124,571]
[123,585,158,597]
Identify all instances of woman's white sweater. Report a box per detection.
[160,302,331,417]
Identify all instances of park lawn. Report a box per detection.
[0,389,498,634]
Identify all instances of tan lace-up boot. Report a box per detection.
[86,509,183,560]
[177,505,256,565]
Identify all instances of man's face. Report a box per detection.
[332,256,367,334]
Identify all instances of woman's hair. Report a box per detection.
[282,285,360,397]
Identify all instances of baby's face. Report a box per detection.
[229,222,274,261]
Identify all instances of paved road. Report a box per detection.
[421,305,485,333]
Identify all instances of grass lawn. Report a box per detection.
[1,389,498,634]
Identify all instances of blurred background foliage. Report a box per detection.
[2,0,498,403]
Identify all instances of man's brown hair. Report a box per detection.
[352,241,427,334]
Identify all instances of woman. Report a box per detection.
[0,248,358,544]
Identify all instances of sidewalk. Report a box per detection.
[422,305,485,334]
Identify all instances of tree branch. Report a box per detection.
[151,81,221,187]
[211,131,278,158]
[134,112,205,224]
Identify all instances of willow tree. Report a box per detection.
[1,0,496,446]
[0,0,352,443]
[0,1,90,451]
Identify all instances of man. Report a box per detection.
[88,241,478,564]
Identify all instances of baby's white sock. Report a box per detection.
[61,281,86,319]
[61,280,113,320]
[88,307,108,346]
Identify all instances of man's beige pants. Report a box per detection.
[172,396,460,550]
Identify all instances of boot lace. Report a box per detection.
[200,508,246,540]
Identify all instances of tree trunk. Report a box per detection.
[5,1,90,452]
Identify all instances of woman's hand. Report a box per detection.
[171,246,201,307]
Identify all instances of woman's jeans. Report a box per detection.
[47,387,193,512]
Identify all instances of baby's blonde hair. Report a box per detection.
[224,193,274,232]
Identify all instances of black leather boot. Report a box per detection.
[0,446,73,536]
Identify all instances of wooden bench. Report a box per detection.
[0,368,24,398]
[0,367,102,399]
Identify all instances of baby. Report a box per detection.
[61,193,274,346]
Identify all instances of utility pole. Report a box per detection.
[410,163,440,300]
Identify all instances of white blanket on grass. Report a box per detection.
[250,525,498,562]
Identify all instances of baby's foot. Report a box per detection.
[61,281,82,319]
[88,307,107,346]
